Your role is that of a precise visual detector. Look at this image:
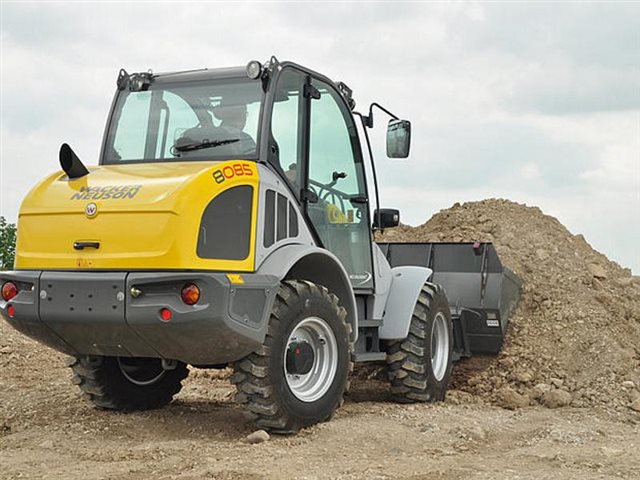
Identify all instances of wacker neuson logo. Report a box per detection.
[85,202,98,217]
[70,185,142,200]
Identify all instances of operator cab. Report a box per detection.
[101,59,411,293]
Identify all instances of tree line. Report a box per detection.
[0,217,16,270]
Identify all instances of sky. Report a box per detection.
[1,1,639,273]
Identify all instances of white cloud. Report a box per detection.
[1,1,638,272]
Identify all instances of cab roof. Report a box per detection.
[151,66,249,84]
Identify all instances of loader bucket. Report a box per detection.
[377,242,522,357]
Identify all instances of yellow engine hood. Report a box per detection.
[16,161,259,271]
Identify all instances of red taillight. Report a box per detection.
[7,304,15,318]
[181,283,200,305]
[159,308,172,322]
[1,282,18,301]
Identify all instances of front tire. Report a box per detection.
[387,282,453,402]
[69,356,188,411]
[231,280,353,433]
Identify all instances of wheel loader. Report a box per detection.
[0,57,521,433]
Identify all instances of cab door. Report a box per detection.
[305,78,374,290]
[266,68,375,290]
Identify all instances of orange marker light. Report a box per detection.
[181,283,200,305]
[160,308,172,322]
[1,282,18,301]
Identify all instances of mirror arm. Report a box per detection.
[363,102,399,129]
[354,112,382,232]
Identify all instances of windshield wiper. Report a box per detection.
[173,138,240,154]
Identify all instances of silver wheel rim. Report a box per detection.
[431,312,449,382]
[117,357,166,386]
[284,316,338,403]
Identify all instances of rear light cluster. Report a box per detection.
[181,282,200,305]
[1,281,18,302]
[157,282,201,322]
[2,282,18,319]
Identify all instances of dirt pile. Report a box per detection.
[379,199,640,410]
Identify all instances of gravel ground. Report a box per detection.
[2,199,639,479]
[1,325,639,480]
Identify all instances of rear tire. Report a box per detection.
[69,356,188,411]
[231,280,353,433]
[387,282,453,403]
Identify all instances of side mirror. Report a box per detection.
[386,119,411,158]
[373,208,400,229]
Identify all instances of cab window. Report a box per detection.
[270,69,305,192]
[104,78,262,163]
[307,79,373,289]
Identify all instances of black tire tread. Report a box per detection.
[69,356,188,411]
[387,282,451,403]
[231,280,353,433]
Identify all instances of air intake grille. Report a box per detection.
[264,189,299,248]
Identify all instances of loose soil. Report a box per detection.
[378,199,640,411]
[2,199,639,479]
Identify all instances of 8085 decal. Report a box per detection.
[212,162,254,184]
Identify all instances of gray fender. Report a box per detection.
[257,244,358,342]
[379,266,433,340]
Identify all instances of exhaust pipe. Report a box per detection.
[59,143,89,179]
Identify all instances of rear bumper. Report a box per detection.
[0,270,279,365]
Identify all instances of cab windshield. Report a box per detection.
[102,77,262,163]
